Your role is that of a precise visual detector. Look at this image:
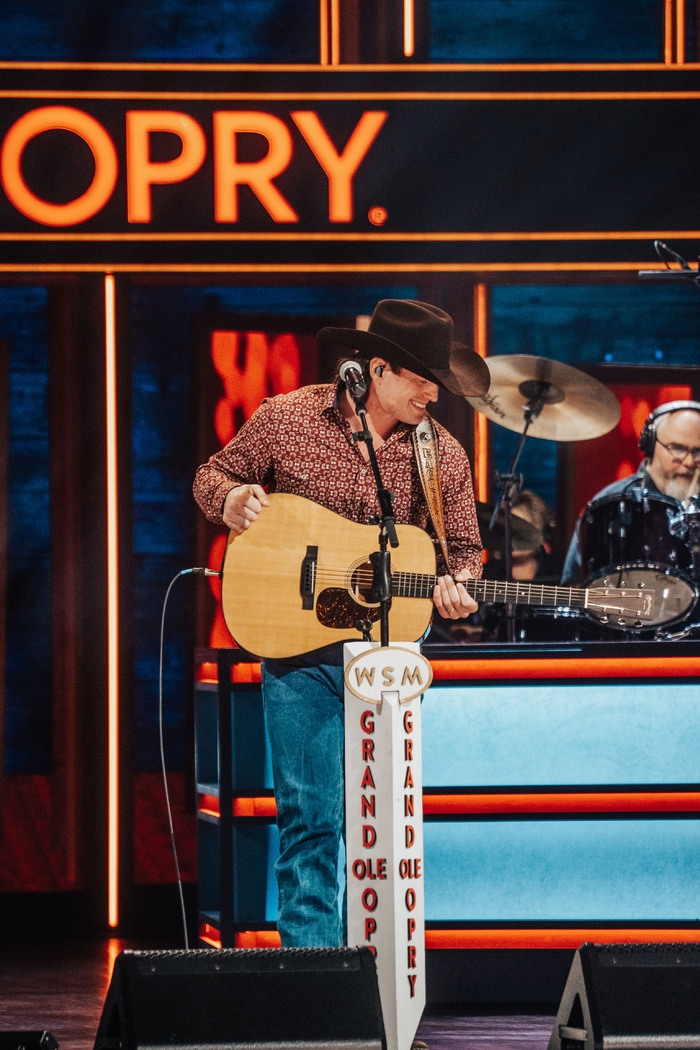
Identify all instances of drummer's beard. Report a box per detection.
[664,473,697,500]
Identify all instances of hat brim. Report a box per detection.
[317,326,490,397]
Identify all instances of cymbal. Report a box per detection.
[467,355,621,441]
[476,502,543,552]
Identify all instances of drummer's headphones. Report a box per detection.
[638,400,700,458]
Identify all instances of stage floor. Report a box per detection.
[0,939,557,1050]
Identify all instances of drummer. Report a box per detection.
[561,400,700,583]
[481,490,560,582]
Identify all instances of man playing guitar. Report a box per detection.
[193,299,489,948]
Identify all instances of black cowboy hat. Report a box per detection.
[317,299,490,397]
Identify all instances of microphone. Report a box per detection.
[639,240,700,284]
[654,239,692,269]
[339,360,368,401]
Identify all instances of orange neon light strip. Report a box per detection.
[319,0,339,67]
[198,793,275,818]
[229,662,262,684]
[2,60,700,72]
[319,0,329,66]
[195,662,262,684]
[0,262,678,275]
[4,89,700,102]
[473,283,489,504]
[422,791,700,815]
[2,230,699,243]
[663,0,686,64]
[105,272,119,928]
[196,653,700,688]
[431,655,700,681]
[676,0,685,64]
[199,923,223,948]
[197,794,220,817]
[665,0,674,63]
[233,797,277,817]
[207,791,700,822]
[330,0,340,66]
[234,930,282,948]
[425,929,700,950]
[203,927,700,951]
[404,0,415,58]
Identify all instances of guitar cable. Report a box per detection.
[159,566,220,949]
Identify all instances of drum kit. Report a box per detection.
[465,354,700,642]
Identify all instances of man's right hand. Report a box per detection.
[222,484,269,534]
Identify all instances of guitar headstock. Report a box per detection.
[585,586,655,628]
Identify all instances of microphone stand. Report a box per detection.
[638,241,700,289]
[349,391,398,649]
[670,496,700,581]
[489,381,552,642]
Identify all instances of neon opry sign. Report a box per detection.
[3,65,700,268]
[0,105,387,227]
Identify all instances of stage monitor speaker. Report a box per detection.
[548,942,700,1050]
[93,947,385,1050]
[0,1035,58,1050]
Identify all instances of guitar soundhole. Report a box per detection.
[316,589,381,630]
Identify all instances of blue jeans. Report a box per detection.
[261,658,346,947]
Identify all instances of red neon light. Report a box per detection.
[206,328,304,649]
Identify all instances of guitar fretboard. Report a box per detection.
[392,572,587,610]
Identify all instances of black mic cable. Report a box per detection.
[159,566,220,948]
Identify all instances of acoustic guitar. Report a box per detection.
[219,493,655,660]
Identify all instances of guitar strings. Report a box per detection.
[309,565,648,615]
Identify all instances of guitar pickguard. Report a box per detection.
[315,588,382,630]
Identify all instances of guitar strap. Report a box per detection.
[412,415,451,572]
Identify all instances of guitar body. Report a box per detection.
[220,493,436,659]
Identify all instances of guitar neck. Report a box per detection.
[392,572,588,609]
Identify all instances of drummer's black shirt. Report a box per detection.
[560,462,666,584]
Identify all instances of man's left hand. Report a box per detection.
[433,572,478,619]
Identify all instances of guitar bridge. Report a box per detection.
[300,545,318,610]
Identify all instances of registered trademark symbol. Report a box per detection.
[368,206,387,226]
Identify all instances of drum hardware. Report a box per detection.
[465,354,621,442]
[657,620,700,641]
[475,499,543,552]
[467,355,621,640]
[483,605,592,644]
[668,494,700,580]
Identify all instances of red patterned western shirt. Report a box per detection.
[193,383,482,579]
